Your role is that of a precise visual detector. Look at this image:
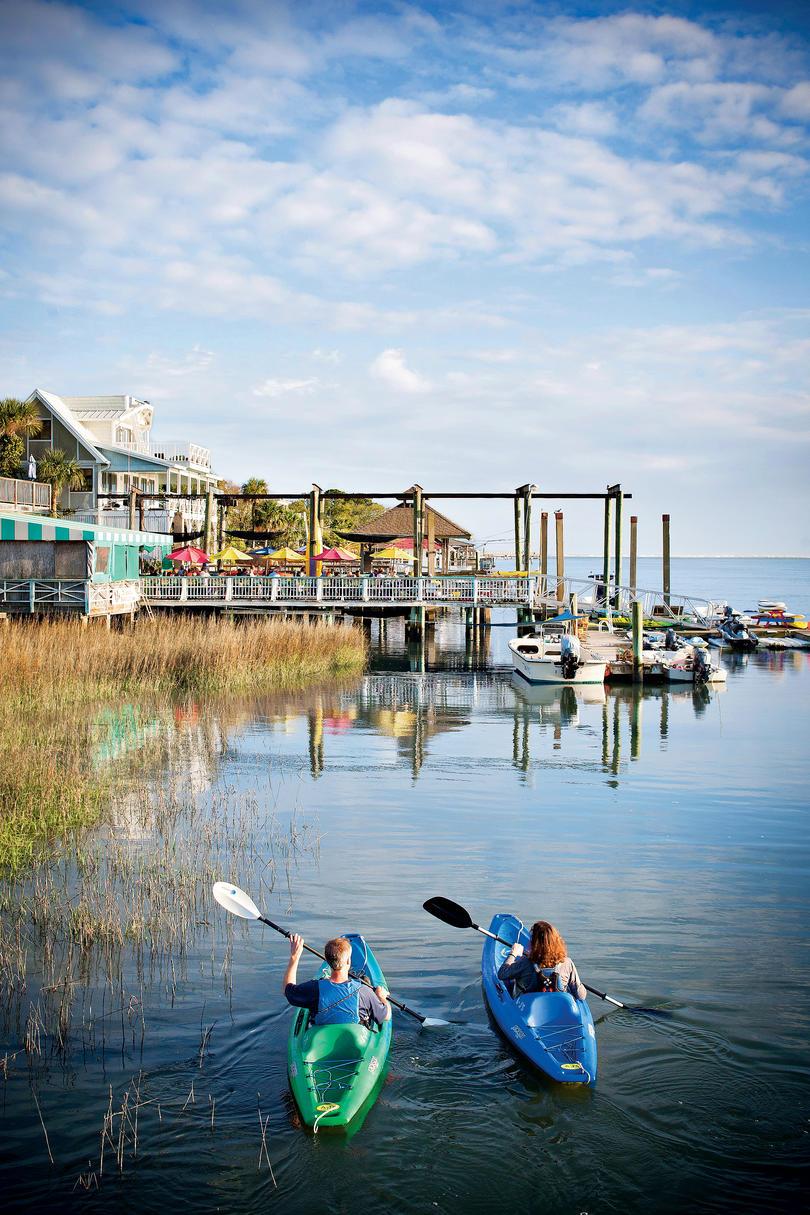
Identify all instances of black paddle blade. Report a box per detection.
[422,896,474,929]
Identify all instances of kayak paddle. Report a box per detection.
[213,882,449,1028]
[422,895,669,1015]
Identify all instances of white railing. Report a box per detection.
[140,575,540,607]
[0,578,88,611]
[150,441,211,470]
[139,573,721,621]
[0,476,52,512]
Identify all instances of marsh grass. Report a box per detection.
[0,616,363,868]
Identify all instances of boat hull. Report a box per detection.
[509,640,606,685]
[287,933,391,1130]
[481,914,597,1086]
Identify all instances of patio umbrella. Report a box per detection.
[311,547,359,563]
[264,546,306,564]
[210,544,252,564]
[168,545,209,564]
[373,545,414,561]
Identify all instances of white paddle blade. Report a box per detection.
[420,1017,451,1029]
[213,881,262,920]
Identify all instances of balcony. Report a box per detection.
[149,441,211,471]
[0,475,52,513]
[112,438,212,472]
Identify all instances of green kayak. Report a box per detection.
[287,933,392,1131]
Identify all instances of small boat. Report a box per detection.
[287,933,392,1131]
[509,618,607,685]
[715,610,758,652]
[481,913,597,1086]
[662,642,726,684]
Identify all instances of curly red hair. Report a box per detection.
[528,921,567,966]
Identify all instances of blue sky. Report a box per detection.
[1,1,809,554]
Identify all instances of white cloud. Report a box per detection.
[252,377,320,398]
[369,349,431,394]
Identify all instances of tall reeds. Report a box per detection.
[0,616,365,868]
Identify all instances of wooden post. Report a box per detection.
[662,513,671,607]
[613,488,623,605]
[522,485,533,573]
[440,538,450,574]
[540,511,548,595]
[129,487,137,530]
[426,506,436,576]
[629,515,638,600]
[412,485,424,580]
[555,510,565,604]
[631,598,643,683]
[204,488,216,555]
[513,492,522,573]
[309,484,322,576]
[602,495,612,603]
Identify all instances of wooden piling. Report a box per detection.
[412,485,424,580]
[555,510,565,604]
[204,488,216,556]
[522,485,533,572]
[129,487,138,530]
[540,511,548,595]
[629,515,638,599]
[602,496,612,601]
[662,513,671,607]
[613,489,623,600]
[513,493,522,573]
[631,598,643,683]
[308,484,322,575]
[426,506,436,577]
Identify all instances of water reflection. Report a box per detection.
[140,673,727,791]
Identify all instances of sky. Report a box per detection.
[1,0,809,556]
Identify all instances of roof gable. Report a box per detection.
[28,390,109,467]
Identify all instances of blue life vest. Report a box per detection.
[314,978,361,1025]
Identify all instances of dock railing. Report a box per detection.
[0,475,51,513]
[140,573,719,620]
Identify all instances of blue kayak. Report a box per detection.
[481,913,597,1086]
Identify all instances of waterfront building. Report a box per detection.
[20,390,219,535]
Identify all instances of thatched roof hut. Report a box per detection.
[336,500,471,544]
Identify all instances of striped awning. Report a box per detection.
[0,509,172,547]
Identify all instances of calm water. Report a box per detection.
[2,559,809,1213]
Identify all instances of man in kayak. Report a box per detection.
[283,934,392,1026]
[497,920,587,999]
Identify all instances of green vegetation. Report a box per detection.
[223,479,384,549]
[37,449,85,514]
[0,397,43,477]
[0,616,366,869]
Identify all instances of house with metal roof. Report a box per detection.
[22,389,218,534]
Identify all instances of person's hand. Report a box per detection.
[289,933,304,961]
[375,985,390,1002]
[510,942,524,958]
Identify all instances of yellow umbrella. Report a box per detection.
[374,545,414,561]
[264,546,306,564]
[210,544,252,563]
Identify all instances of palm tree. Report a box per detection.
[38,449,86,516]
[0,397,43,478]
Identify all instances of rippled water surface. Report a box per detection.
[2,560,809,1213]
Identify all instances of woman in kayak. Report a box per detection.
[497,920,587,999]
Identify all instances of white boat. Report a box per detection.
[509,633,607,685]
[661,645,726,684]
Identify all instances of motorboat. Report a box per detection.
[662,642,726,684]
[509,622,607,686]
[716,610,758,652]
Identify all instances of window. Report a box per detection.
[69,468,93,494]
[116,426,133,445]
[35,418,52,441]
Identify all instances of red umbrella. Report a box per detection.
[311,547,358,562]
[168,545,209,564]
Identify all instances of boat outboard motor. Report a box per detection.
[560,633,582,680]
[693,648,711,682]
[665,628,679,651]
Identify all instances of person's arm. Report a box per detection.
[374,985,392,1023]
[497,941,524,980]
[282,933,304,995]
[567,960,587,1001]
